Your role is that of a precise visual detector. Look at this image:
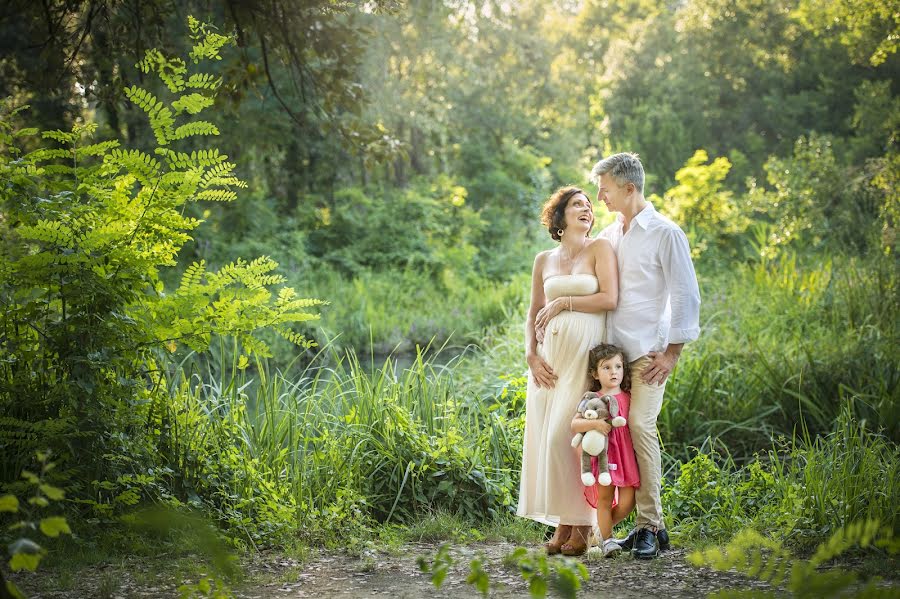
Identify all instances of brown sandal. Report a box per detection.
[560,525,591,556]
[544,524,573,555]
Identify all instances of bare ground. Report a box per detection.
[13,541,793,598]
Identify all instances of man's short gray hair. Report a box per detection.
[590,152,645,193]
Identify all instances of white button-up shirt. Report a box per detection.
[598,202,701,362]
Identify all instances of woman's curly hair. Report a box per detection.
[540,186,589,241]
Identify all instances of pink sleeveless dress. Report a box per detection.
[584,391,641,509]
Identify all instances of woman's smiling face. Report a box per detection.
[564,192,594,235]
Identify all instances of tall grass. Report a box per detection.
[664,408,900,549]
[661,251,898,460]
[156,341,523,547]
[289,268,530,356]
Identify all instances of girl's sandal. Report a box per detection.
[543,524,572,555]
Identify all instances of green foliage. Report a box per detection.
[747,134,848,252]
[416,543,453,589]
[504,547,590,599]
[0,19,321,489]
[656,149,747,259]
[177,577,231,599]
[660,251,898,457]
[687,521,899,598]
[466,555,491,596]
[662,408,899,547]
[417,544,589,599]
[0,452,71,598]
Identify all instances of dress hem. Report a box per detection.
[517,511,596,527]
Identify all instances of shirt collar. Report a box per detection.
[633,202,656,229]
[614,202,656,230]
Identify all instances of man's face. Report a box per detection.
[596,173,629,213]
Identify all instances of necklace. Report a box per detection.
[560,239,587,263]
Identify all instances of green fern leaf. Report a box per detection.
[124,86,175,145]
[172,121,220,140]
[194,189,235,202]
[41,129,77,144]
[24,148,72,162]
[171,93,215,115]
[74,140,120,158]
[185,73,222,90]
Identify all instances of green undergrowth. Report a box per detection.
[665,408,900,551]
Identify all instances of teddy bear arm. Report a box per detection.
[607,395,620,418]
[607,395,627,427]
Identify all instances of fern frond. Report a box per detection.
[185,73,222,90]
[24,148,72,162]
[105,149,161,186]
[42,129,77,144]
[238,335,272,357]
[17,219,74,245]
[689,523,899,598]
[178,261,207,295]
[195,189,236,202]
[136,49,187,92]
[155,148,227,169]
[172,121,220,140]
[187,18,232,63]
[275,327,316,348]
[809,520,883,568]
[688,530,792,587]
[123,86,175,145]
[74,140,120,158]
[171,93,215,115]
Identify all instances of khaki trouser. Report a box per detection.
[628,355,667,529]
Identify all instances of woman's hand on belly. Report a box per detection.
[535,298,565,332]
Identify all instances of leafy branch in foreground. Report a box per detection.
[0,452,71,599]
[687,521,900,598]
[0,17,322,486]
[416,544,589,598]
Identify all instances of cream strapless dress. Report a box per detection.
[517,274,607,527]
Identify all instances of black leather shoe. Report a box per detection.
[616,527,670,551]
[632,528,659,560]
[658,528,671,551]
[614,527,639,550]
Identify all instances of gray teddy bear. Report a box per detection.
[570,392,627,486]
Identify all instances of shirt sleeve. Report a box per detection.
[659,226,701,345]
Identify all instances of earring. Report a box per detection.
[557,229,564,237]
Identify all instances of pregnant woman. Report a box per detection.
[516,186,618,556]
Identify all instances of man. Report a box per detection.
[591,152,701,559]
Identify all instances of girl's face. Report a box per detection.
[593,354,624,390]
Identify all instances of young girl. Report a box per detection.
[571,343,641,556]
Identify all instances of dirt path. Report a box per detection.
[239,542,774,598]
[19,541,893,598]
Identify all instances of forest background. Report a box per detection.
[0,0,897,595]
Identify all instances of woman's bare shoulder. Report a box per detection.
[585,237,614,253]
[533,249,555,265]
